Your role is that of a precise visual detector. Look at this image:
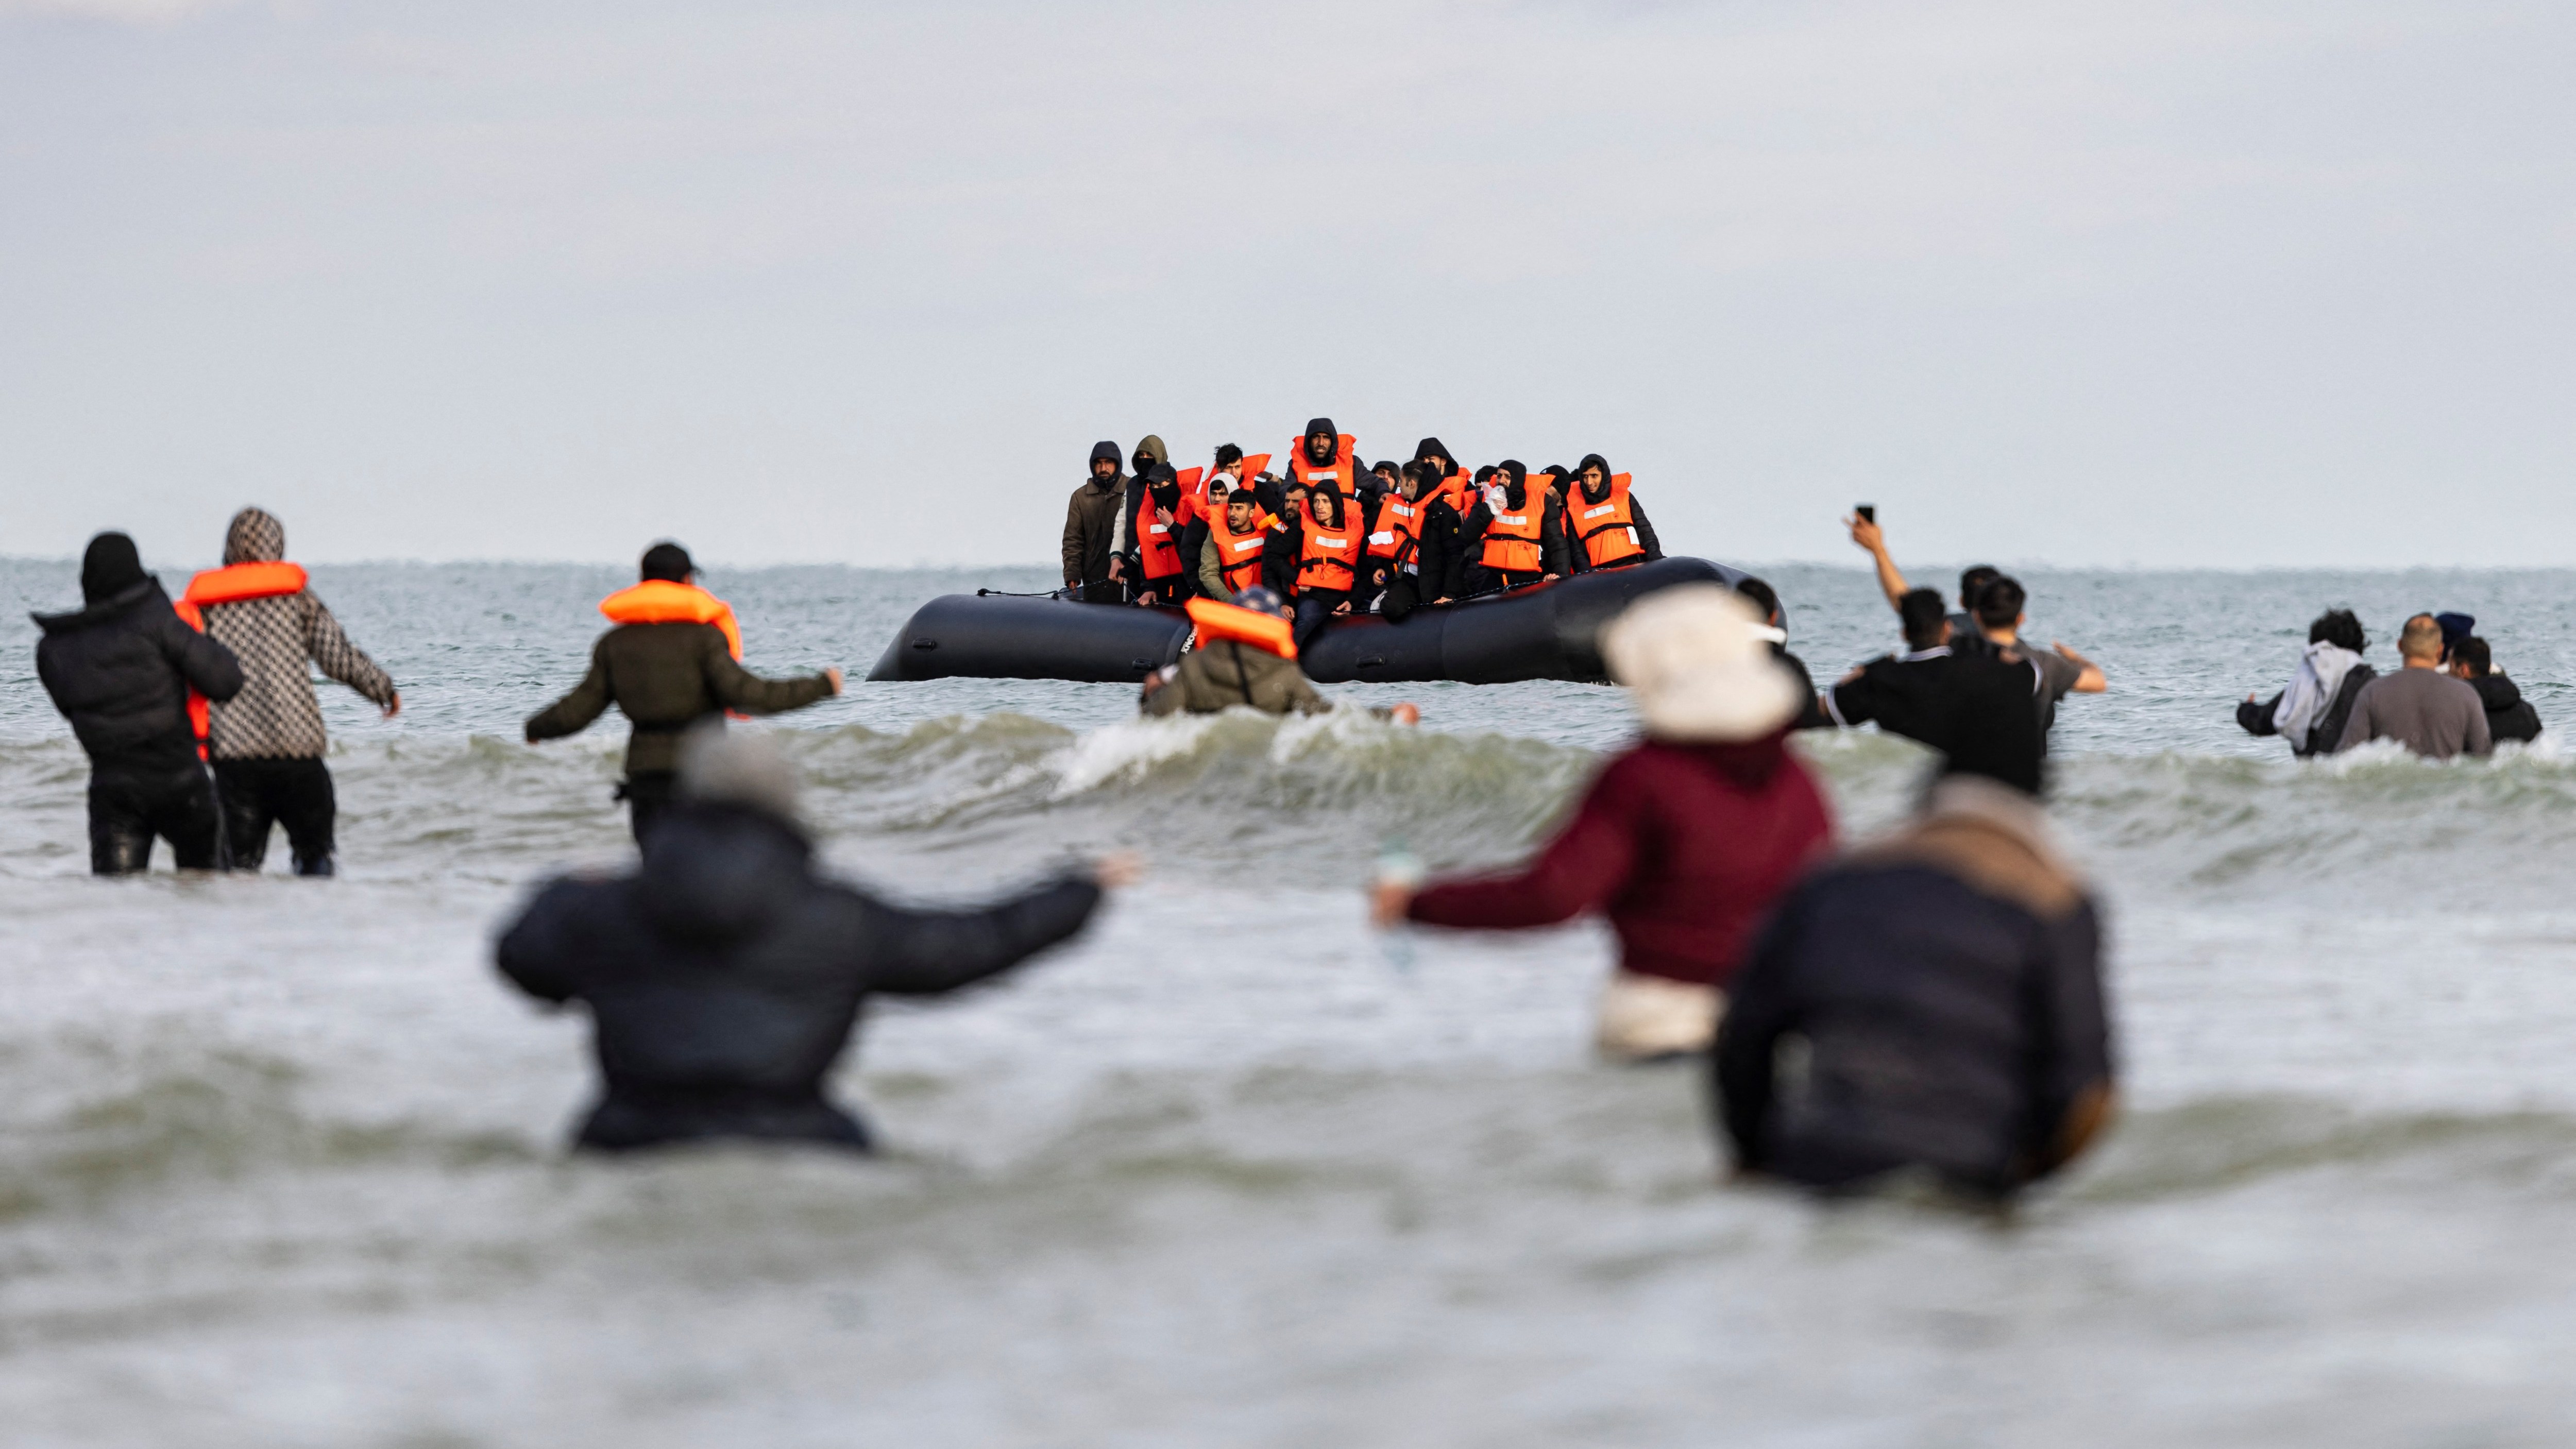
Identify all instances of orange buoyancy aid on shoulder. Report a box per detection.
[1286,434,1360,495]
[1367,493,1422,561]
[1573,473,1644,568]
[599,580,743,660]
[173,561,312,758]
[1185,596,1297,660]
[1296,499,1363,594]
[1478,496,1546,574]
[1134,492,1184,582]
[1206,509,1272,595]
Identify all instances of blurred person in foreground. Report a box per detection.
[1142,587,1419,723]
[497,726,1133,1152]
[2334,613,2490,759]
[1716,653,2116,1203]
[2449,637,2542,745]
[1371,587,1830,1062]
[183,506,400,876]
[1732,575,1831,731]
[2236,608,2377,758]
[524,541,843,844]
[33,532,244,874]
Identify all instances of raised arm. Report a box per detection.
[1847,515,1911,611]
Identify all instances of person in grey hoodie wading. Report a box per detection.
[190,507,401,875]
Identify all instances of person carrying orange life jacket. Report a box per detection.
[527,541,842,846]
[1287,417,1361,497]
[177,506,400,876]
[1565,452,1664,573]
[1139,587,1422,723]
[1459,460,1569,596]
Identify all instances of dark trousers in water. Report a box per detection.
[1293,589,1349,651]
[215,756,337,876]
[88,759,223,875]
[620,771,679,846]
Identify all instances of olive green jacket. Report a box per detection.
[525,622,835,774]
[1141,640,1330,717]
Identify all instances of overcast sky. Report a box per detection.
[3,0,2571,570]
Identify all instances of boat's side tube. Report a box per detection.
[867,595,1193,683]
[1298,557,1743,684]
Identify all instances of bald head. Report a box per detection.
[2398,613,2444,663]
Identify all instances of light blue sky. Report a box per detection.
[3,0,2570,570]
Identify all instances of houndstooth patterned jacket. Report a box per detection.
[199,508,396,761]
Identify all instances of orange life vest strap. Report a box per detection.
[600,581,743,660]
[1185,596,1297,660]
[171,600,215,758]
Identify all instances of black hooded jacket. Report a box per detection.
[1565,453,1664,570]
[33,578,244,775]
[1454,463,1571,593]
[496,802,1104,1151]
[2468,674,2543,744]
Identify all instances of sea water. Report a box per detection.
[2,557,2573,1446]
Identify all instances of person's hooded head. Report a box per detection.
[223,506,287,565]
[1308,485,1345,528]
[640,541,695,583]
[79,532,150,605]
[1132,435,1168,476]
[1089,440,1124,484]
[1145,463,1181,515]
[1303,418,1340,466]
[1574,453,1614,504]
[1412,437,1454,474]
[1493,459,1529,510]
[1600,585,1803,744]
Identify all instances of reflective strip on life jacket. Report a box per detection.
[175,562,313,759]
[1287,434,1359,493]
[599,581,743,661]
[1208,512,1270,594]
[1574,474,1644,568]
[1480,503,1546,574]
[1367,496,1421,560]
[1297,499,1362,594]
[1185,596,1297,660]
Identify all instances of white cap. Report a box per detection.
[1600,585,1805,743]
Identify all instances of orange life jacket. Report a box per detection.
[1367,493,1422,562]
[599,581,743,660]
[1296,497,1362,594]
[1206,508,1272,596]
[1134,491,1184,581]
[1287,434,1360,495]
[174,561,311,759]
[1478,494,1546,574]
[1185,596,1297,660]
[1572,473,1645,568]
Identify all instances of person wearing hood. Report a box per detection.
[1715,667,2115,1203]
[1287,418,1361,498]
[497,726,1133,1152]
[33,532,246,874]
[1454,460,1570,596]
[1373,588,1832,1062]
[1127,463,1191,607]
[1274,480,1364,650]
[2238,608,2377,758]
[1063,441,1126,603]
[524,542,843,843]
[2449,637,2542,744]
[1563,454,1664,573]
[1412,437,1470,517]
[178,507,399,877]
[1114,434,1172,591]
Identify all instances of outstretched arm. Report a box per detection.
[865,874,1107,996]
[304,596,398,709]
[2053,640,2108,693]
[1401,766,1640,929]
[524,643,614,742]
[1848,515,1910,611]
[704,630,840,714]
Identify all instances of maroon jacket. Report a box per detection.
[1406,735,1834,988]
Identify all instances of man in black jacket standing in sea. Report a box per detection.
[496,727,1135,1152]
[33,532,246,874]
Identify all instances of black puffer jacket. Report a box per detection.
[496,802,1104,1151]
[2468,674,2544,744]
[33,579,244,774]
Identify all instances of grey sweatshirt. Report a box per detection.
[2335,666,2492,759]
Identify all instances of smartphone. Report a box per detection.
[1855,504,1876,524]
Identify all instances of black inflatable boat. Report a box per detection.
[867,556,1752,686]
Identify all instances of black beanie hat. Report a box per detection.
[640,541,694,583]
[80,532,148,605]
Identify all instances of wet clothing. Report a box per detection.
[497,802,1104,1152]
[215,756,336,875]
[2238,666,2378,759]
[1716,778,2112,1200]
[2467,674,2543,744]
[1063,443,1126,602]
[1141,639,1330,717]
[1405,732,1834,990]
[89,759,224,875]
[2335,667,2492,759]
[196,507,395,760]
[525,622,836,778]
[616,772,680,847]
